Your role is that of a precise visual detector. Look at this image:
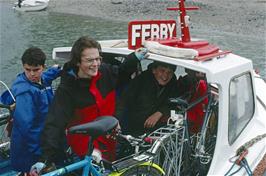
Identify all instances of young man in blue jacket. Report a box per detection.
[0,47,61,175]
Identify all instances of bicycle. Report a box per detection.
[114,84,218,176]
[115,94,215,176]
[143,98,188,176]
[189,85,218,175]
[0,103,15,175]
[42,116,164,176]
[0,80,16,175]
[164,84,218,176]
[116,104,186,176]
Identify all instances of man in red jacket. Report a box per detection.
[30,36,147,175]
[177,69,208,133]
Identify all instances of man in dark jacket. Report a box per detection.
[117,61,179,137]
[30,36,147,175]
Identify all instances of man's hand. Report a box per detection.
[144,112,162,129]
[51,64,60,68]
[30,162,46,176]
[30,162,57,176]
[135,47,149,60]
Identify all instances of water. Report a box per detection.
[193,28,266,78]
[0,2,128,86]
[0,1,265,88]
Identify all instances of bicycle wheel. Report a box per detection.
[148,125,185,176]
[121,165,162,176]
[190,98,218,176]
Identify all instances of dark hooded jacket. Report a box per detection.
[117,66,179,136]
[40,53,140,162]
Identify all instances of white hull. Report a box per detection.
[13,0,49,12]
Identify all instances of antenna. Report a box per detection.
[167,0,199,42]
[166,0,232,61]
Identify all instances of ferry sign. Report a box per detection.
[128,20,177,49]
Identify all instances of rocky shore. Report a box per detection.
[47,0,266,39]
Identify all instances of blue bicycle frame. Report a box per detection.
[42,155,101,176]
[42,116,120,176]
[41,116,165,176]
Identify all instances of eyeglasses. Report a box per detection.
[81,56,102,64]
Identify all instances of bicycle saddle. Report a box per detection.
[169,97,188,109]
[68,116,118,138]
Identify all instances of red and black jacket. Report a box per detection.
[40,53,140,163]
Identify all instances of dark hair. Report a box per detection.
[21,47,46,66]
[149,61,177,72]
[67,36,102,69]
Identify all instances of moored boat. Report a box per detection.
[13,0,49,12]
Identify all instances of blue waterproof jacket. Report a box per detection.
[0,67,61,172]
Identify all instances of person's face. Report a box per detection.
[186,69,205,81]
[23,64,44,83]
[77,48,102,79]
[152,66,174,86]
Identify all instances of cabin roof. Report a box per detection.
[102,45,253,83]
[53,39,254,83]
[150,52,253,83]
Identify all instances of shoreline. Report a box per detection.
[46,0,266,39]
[2,0,265,39]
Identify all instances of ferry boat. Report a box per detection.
[1,0,265,175]
[51,0,266,175]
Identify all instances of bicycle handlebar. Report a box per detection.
[0,113,9,126]
[0,103,11,110]
[118,133,143,143]
[117,132,154,148]
[169,97,188,109]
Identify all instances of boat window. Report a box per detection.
[228,72,254,145]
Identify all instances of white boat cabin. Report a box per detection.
[52,39,266,175]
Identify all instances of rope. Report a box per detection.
[236,133,266,156]
[225,133,266,175]
[224,162,237,176]
[224,162,243,176]
[241,159,252,176]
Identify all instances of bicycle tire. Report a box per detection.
[148,125,185,176]
[120,165,162,176]
[189,98,218,176]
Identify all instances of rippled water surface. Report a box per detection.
[0,2,128,86]
[0,1,265,88]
